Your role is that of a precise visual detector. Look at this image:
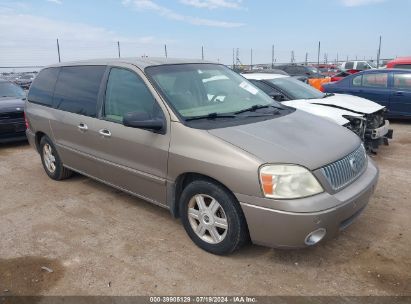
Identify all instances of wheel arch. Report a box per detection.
[170,172,238,219]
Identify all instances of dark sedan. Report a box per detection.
[323,69,411,118]
[0,80,27,143]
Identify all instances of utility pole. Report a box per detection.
[232,48,235,69]
[336,53,339,64]
[164,44,168,58]
[250,48,253,70]
[291,50,295,63]
[317,41,321,67]
[271,44,275,68]
[117,41,121,58]
[305,52,308,65]
[201,46,204,60]
[377,35,382,68]
[56,38,61,63]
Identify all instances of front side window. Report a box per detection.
[353,75,362,86]
[28,67,59,106]
[104,68,160,123]
[54,66,106,117]
[362,73,388,88]
[145,64,281,119]
[393,73,411,90]
[356,62,369,70]
[0,81,26,99]
[268,77,324,100]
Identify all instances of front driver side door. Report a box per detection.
[93,66,171,206]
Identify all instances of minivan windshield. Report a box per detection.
[268,77,325,100]
[0,82,26,99]
[146,64,282,119]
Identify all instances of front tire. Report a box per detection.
[39,136,73,180]
[180,179,249,255]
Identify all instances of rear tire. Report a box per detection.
[180,179,249,255]
[39,136,73,180]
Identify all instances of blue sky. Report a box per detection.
[0,0,410,67]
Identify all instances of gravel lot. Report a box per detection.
[0,122,410,296]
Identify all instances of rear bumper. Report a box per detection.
[0,120,27,143]
[239,160,379,248]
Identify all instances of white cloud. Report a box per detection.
[341,0,385,6]
[46,0,63,4]
[179,0,244,10]
[122,0,244,27]
[0,10,163,66]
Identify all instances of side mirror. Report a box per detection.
[123,112,164,132]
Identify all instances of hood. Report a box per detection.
[302,93,384,114]
[0,97,25,112]
[282,100,363,125]
[208,110,361,170]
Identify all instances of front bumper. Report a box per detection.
[238,159,379,248]
[365,120,393,151]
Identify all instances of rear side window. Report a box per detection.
[393,73,411,90]
[28,68,59,106]
[362,73,388,88]
[104,68,159,123]
[345,62,354,69]
[54,66,106,117]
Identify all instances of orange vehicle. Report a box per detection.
[308,77,332,91]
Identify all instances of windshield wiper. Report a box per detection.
[235,104,280,115]
[322,93,335,98]
[185,112,237,121]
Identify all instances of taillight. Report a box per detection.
[24,112,29,129]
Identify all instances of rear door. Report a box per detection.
[51,65,107,178]
[389,72,411,117]
[92,65,170,206]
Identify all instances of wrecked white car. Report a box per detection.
[243,73,393,152]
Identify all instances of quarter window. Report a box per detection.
[362,73,388,88]
[28,67,59,106]
[393,73,411,90]
[104,68,160,123]
[54,66,105,117]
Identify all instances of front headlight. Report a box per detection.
[259,165,323,199]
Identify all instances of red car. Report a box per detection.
[386,57,411,69]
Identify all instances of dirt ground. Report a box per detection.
[0,122,410,297]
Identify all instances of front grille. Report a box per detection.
[321,145,367,191]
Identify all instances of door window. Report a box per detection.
[356,62,369,70]
[54,66,106,117]
[345,62,354,69]
[362,73,388,88]
[393,73,411,90]
[352,75,362,86]
[104,68,160,123]
[393,64,411,69]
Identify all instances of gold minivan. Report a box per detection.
[25,58,379,254]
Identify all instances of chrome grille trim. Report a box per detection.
[321,145,367,191]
